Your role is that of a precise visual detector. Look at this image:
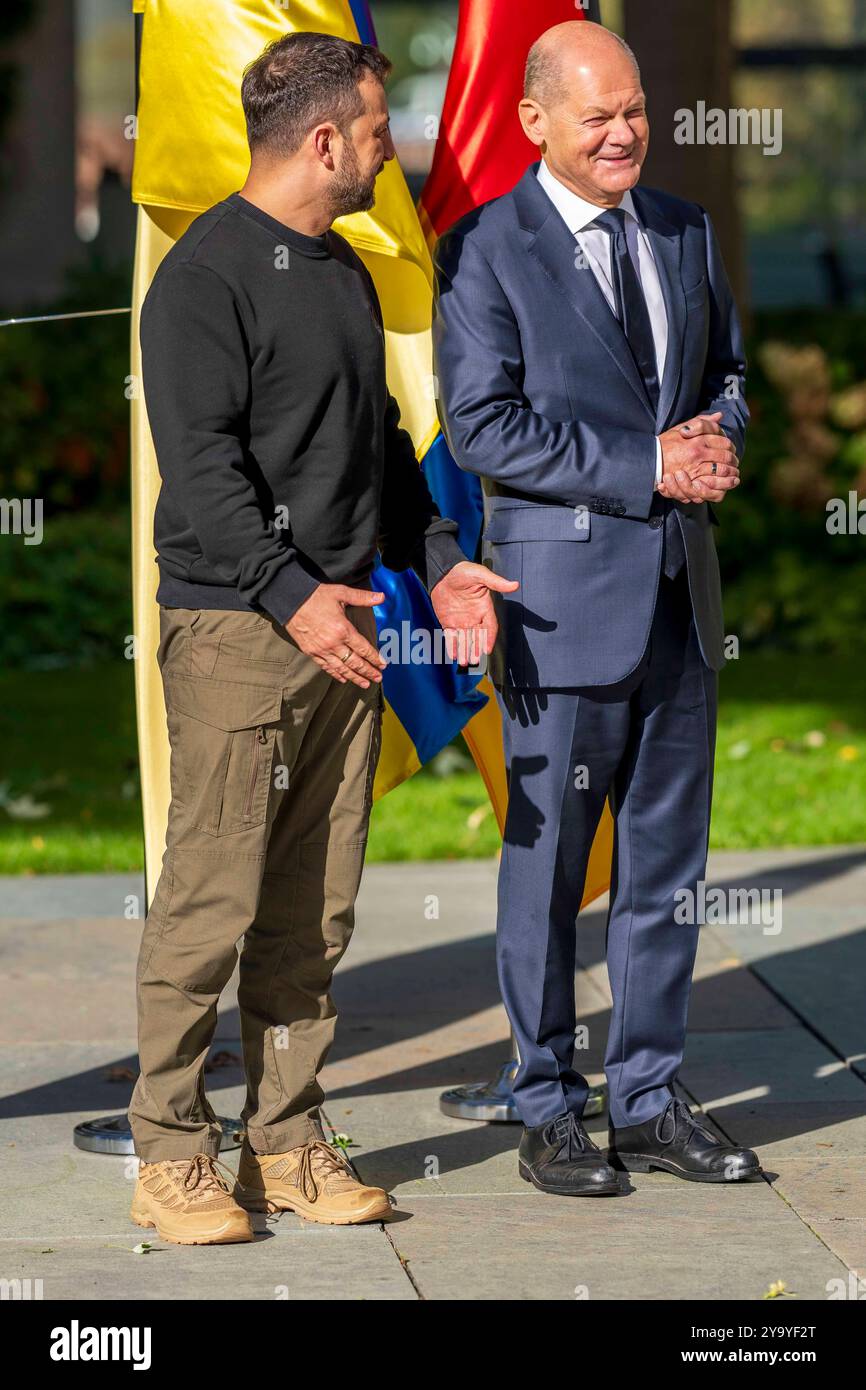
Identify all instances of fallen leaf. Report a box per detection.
[763,1279,796,1299]
[105,1066,137,1083]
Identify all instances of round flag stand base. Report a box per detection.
[439,1051,607,1123]
[72,1114,244,1156]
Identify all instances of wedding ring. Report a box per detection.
[711,462,718,474]
[340,647,351,662]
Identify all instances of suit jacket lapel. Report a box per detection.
[632,187,685,432]
[512,166,654,421]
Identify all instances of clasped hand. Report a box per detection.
[657,411,740,505]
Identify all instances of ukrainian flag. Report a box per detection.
[130,0,486,898]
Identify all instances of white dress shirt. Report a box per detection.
[535,160,666,483]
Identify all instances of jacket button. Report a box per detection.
[649,516,664,529]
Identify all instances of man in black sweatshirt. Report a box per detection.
[128,32,515,1245]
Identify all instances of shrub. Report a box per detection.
[0,508,132,669]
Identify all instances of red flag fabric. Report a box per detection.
[419,0,596,239]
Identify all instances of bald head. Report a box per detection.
[518,19,648,209]
[525,21,639,109]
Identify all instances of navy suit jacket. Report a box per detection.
[432,162,748,688]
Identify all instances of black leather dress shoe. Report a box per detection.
[518,1112,620,1196]
[608,1097,762,1183]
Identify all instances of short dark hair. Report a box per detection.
[241,31,392,156]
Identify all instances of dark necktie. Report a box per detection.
[590,207,684,579]
[591,207,660,412]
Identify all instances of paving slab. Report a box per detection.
[683,1027,865,1106]
[704,847,866,1081]
[385,1193,848,1301]
[0,920,140,1044]
[800,1222,866,1285]
[0,875,145,920]
[770,1158,866,1221]
[709,1102,866,1162]
[0,1226,413,1301]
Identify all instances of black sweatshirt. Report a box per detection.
[140,191,464,624]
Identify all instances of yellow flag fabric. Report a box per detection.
[130,204,193,900]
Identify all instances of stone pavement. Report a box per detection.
[0,847,864,1301]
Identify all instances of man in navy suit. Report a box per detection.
[433,21,762,1194]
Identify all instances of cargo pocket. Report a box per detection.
[164,675,283,837]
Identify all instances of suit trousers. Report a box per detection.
[129,605,382,1161]
[495,569,718,1129]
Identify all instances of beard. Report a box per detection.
[328,137,379,219]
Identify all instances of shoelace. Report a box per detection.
[655,1098,718,1148]
[545,1112,590,1159]
[296,1140,354,1204]
[181,1152,236,1195]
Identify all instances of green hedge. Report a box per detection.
[0,508,132,669]
[716,309,866,651]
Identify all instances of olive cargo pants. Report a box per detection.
[129,606,382,1161]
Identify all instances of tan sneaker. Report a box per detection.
[236,1138,391,1226]
[130,1152,253,1245]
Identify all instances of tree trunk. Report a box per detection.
[0,1,79,311]
[623,0,747,316]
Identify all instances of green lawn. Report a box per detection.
[0,654,863,874]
